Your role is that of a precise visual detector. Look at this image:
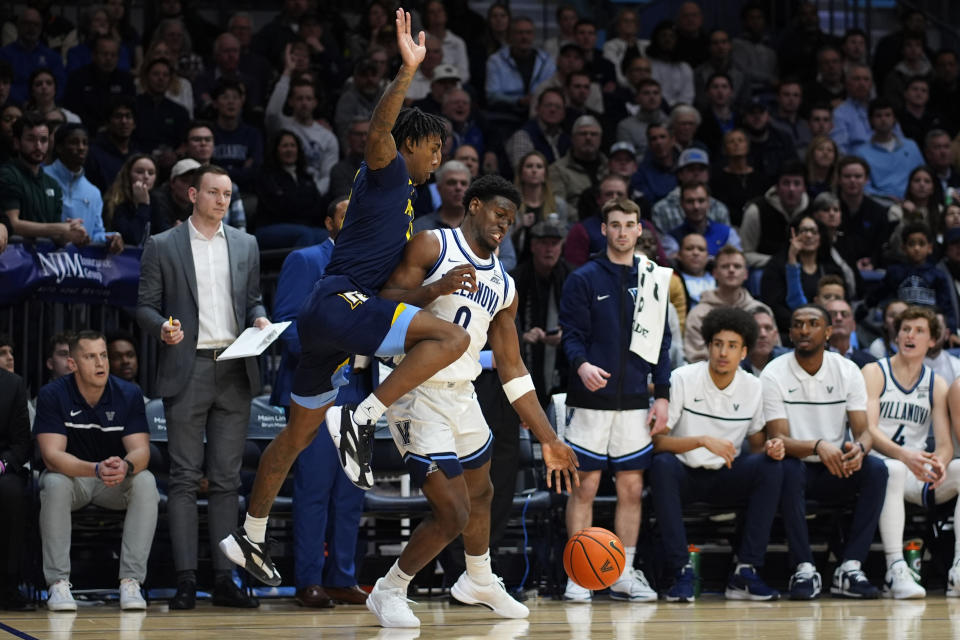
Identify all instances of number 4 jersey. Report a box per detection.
[397,227,515,383]
[872,357,935,455]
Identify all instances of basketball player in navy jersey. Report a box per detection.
[362,174,579,628]
[221,9,480,586]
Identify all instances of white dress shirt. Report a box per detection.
[188,217,238,348]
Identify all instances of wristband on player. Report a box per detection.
[503,374,535,403]
[94,462,101,480]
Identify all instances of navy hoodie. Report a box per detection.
[560,252,671,410]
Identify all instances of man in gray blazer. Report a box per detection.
[136,164,268,610]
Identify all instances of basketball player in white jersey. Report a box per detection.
[364,174,580,628]
[864,306,957,599]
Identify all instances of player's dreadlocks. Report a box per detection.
[391,107,448,149]
[463,174,522,210]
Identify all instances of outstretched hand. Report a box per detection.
[541,439,579,494]
[395,8,425,69]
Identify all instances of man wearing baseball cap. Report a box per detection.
[652,148,730,239]
[742,94,796,182]
[152,158,202,230]
[411,63,462,115]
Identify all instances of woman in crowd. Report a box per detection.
[887,166,946,260]
[761,213,849,337]
[809,192,859,296]
[253,130,328,250]
[805,134,839,199]
[24,69,80,123]
[104,154,166,246]
[710,129,767,227]
[511,151,568,262]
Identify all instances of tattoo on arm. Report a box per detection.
[366,66,417,171]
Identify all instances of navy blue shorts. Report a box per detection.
[290,274,419,406]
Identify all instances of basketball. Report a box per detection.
[563,527,625,590]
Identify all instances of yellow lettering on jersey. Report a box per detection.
[338,290,369,309]
[405,178,414,240]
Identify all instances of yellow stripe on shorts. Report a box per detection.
[391,303,408,325]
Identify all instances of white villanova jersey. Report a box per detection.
[405,228,515,383]
[873,358,934,454]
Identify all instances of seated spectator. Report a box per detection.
[764,305,887,601]
[405,36,447,105]
[0,104,21,166]
[602,8,642,88]
[898,77,949,149]
[804,46,846,110]
[742,95,796,182]
[24,68,80,124]
[684,246,769,362]
[413,160,470,233]
[103,0,143,74]
[0,357,32,611]
[888,166,945,260]
[148,18,204,86]
[253,0,312,70]
[868,299,909,359]
[696,73,739,158]
[805,135,839,199]
[63,34,135,133]
[0,112,87,247]
[669,104,704,153]
[646,20,694,108]
[675,232,715,306]
[630,123,678,204]
[544,4,579,61]
[652,307,783,603]
[881,33,933,112]
[63,6,131,73]
[34,330,158,612]
[0,7,66,106]
[531,43,604,122]
[179,121,245,230]
[742,306,787,375]
[931,49,960,134]
[564,173,628,267]
[513,220,572,406]
[423,1,470,85]
[333,56,386,140]
[44,124,123,252]
[209,79,263,192]
[741,161,810,267]
[938,228,960,329]
[549,115,606,212]
[924,312,960,381]
[106,330,139,384]
[572,19,617,96]
[193,33,264,117]
[512,151,569,262]
[694,29,749,111]
[826,298,877,367]
[137,39,194,118]
[668,182,740,257]
[253,130,327,250]
[809,193,859,296]
[841,28,869,71]
[771,77,812,155]
[833,64,899,154]
[615,78,667,160]
[485,16,555,122]
[454,144,482,178]
[808,103,835,139]
[563,71,604,136]
[924,129,960,192]
[45,332,75,383]
[653,148,730,237]
[506,88,570,174]
[835,156,896,271]
[606,56,655,127]
[328,117,368,200]
[266,54,339,198]
[853,99,924,201]
[731,3,778,96]
[104,154,165,246]
[133,58,190,162]
[868,223,956,334]
[412,64,466,120]
[152,157,198,227]
[761,214,848,338]
[710,129,768,227]
[442,88,488,160]
[777,2,831,83]
[85,96,140,193]
[674,2,710,68]
[812,275,849,306]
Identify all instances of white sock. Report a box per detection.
[243,513,268,544]
[356,393,387,425]
[840,559,861,571]
[736,563,753,572]
[878,459,907,562]
[465,550,493,586]
[621,547,636,579]
[886,552,905,569]
[383,560,414,592]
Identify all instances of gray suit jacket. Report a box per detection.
[136,221,267,399]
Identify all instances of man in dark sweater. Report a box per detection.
[210,79,263,192]
[85,96,139,193]
[63,34,135,133]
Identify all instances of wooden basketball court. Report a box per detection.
[1,593,957,639]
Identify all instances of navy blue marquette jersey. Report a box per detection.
[325,152,416,293]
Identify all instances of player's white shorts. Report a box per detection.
[563,407,652,472]
[880,457,960,507]
[385,380,493,486]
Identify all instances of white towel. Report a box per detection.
[629,255,673,365]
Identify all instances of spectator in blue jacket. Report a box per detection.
[269,197,368,608]
[668,182,741,257]
[559,196,671,603]
[852,98,925,201]
[630,122,679,205]
[0,7,66,106]
[44,123,123,253]
[485,16,555,120]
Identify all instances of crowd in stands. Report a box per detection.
[6,0,960,615]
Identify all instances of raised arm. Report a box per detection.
[380,231,477,307]
[366,9,426,171]
[488,295,579,492]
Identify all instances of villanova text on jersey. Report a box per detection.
[878,399,930,426]
[453,280,501,316]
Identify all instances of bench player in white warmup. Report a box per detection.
[863,306,960,598]
[367,174,580,628]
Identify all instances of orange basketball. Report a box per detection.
[563,527,625,590]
